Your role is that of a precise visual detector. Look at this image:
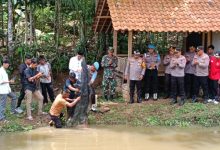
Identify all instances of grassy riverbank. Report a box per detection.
[1,97,220,133]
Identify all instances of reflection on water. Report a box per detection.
[0,126,220,150]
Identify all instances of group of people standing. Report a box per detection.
[125,44,220,106]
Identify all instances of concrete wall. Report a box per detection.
[212,32,220,51]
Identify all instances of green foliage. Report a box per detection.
[51,53,69,74]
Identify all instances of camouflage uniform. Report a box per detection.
[101,55,118,99]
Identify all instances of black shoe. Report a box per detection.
[163,94,170,99]
[129,101,134,104]
[137,98,142,103]
[104,95,108,101]
[192,98,197,103]
[170,99,177,105]
[179,99,185,106]
[204,99,208,104]
[109,95,114,101]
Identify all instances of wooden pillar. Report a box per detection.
[113,30,118,55]
[207,31,212,46]
[202,32,205,47]
[128,31,133,57]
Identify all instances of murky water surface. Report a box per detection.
[1,126,220,150]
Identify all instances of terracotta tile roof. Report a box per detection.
[94,0,220,32]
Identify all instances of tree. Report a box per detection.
[7,0,14,57]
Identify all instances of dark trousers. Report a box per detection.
[130,80,142,102]
[89,85,96,104]
[50,114,62,128]
[144,69,158,94]
[193,76,209,100]
[208,78,218,99]
[184,74,195,98]
[171,76,185,100]
[17,85,25,108]
[164,74,171,96]
[40,82,55,104]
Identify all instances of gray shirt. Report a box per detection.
[163,54,173,74]
[125,57,146,81]
[170,55,186,77]
[143,52,161,70]
[184,52,196,74]
[192,53,210,76]
[37,63,52,83]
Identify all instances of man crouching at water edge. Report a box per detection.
[49,90,81,128]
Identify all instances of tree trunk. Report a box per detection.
[54,0,61,51]
[7,0,14,57]
[24,0,29,44]
[29,3,34,44]
[66,59,89,127]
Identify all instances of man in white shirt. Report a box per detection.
[69,51,84,81]
[0,59,19,122]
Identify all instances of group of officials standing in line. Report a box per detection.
[1,44,220,126]
[125,44,220,106]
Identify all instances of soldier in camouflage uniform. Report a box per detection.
[101,47,118,100]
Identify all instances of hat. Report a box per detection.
[214,51,220,57]
[174,48,181,53]
[31,58,38,64]
[134,50,141,55]
[148,44,156,49]
[25,54,32,59]
[69,72,76,79]
[2,59,10,64]
[93,62,99,70]
[196,46,204,51]
[108,47,114,52]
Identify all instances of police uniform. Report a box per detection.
[184,51,196,98]
[192,46,210,103]
[125,54,146,103]
[170,51,186,106]
[143,51,161,100]
[101,54,118,100]
[163,54,173,98]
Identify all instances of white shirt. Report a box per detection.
[69,56,83,81]
[0,66,11,94]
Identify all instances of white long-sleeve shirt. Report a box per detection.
[0,66,11,94]
[69,56,83,81]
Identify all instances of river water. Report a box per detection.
[0,126,220,150]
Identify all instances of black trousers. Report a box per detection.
[208,78,218,99]
[40,82,55,104]
[193,76,209,100]
[164,74,171,96]
[184,73,195,98]
[171,76,185,100]
[89,85,96,105]
[17,84,25,108]
[144,69,158,94]
[50,114,62,128]
[130,80,142,102]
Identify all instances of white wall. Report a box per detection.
[212,32,220,51]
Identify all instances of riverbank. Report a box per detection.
[1,96,220,133]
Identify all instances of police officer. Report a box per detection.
[124,50,146,103]
[101,47,118,100]
[192,46,210,104]
[170,48,186,106]
[143,44,161,100]
[163,46,175,99]
[184,46,196,99]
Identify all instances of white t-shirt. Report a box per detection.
[69,56,83,81]
[0,66,11,94]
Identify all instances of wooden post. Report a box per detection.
[207,31,212,46]
[113,30,118,55]
[128,31,133,57]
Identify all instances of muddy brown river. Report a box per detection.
[0,126,220,150]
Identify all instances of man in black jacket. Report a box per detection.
[15,54,32,113]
